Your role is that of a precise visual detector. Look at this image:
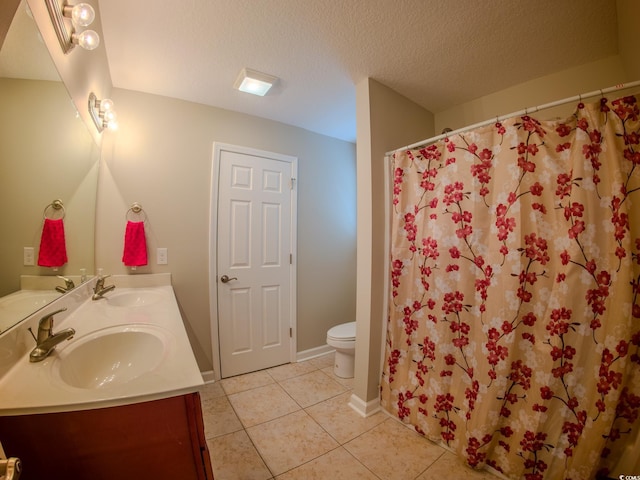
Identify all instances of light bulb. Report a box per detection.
[102,110,117,123]
[66,3,95,27]
[105,118,119,131]
[72,29,100,50]
[100,98,114,112]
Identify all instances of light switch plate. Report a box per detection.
[157,248,168,265]
[23,247,35,266]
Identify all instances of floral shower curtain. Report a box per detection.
[381,95,640,479]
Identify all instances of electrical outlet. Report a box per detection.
[157,248,168,265]
[23,247,35,266]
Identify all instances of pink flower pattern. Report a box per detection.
[381,95,640,479]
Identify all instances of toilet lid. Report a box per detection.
[327,322,356,341]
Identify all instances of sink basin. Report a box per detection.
[106,290,163,307]
[53,325,169,389]
[0,290,61,313]
[0,291,63,332]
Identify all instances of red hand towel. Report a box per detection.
[122,221,148,266]
[37,218,68,267]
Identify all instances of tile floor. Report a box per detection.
[199,353,501,480]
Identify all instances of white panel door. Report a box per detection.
[216,147,295,378]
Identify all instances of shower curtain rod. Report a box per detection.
[386,79,640,156]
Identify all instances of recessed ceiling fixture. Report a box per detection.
[233,68,278,96]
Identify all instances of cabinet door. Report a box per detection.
[0,393,213,480]
[184,392,215,480]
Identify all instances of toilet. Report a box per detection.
[326,321,356,378]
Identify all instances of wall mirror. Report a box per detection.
[0,0,98,335]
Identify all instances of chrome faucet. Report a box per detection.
[29,308,75,362]
[92,274,115,300]
[55,275,75,293]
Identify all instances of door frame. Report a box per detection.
[209,142,298,380]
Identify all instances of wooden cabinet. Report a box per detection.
[0,392,214,480]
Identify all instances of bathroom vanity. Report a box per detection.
[0,393,213,480]
[0,393,212,479]
[0,274,213,479]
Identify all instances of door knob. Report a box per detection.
[220,275,238,283]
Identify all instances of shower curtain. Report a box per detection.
[381,95,640,479]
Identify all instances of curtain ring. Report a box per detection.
[599,89,609,109]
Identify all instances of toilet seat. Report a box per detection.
[327,322,356,342]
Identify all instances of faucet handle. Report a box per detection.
[41,307,67,319]
[57,275,75,289]
[36,307,67,342]
[94,274,111,290]
[38,307,68,327]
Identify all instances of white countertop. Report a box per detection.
[0,275,204,415]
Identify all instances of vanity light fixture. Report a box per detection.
[233,68,278,96]
[44,0,100,54]
[88,92,118,132]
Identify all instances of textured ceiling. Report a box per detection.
[100,0,619,143]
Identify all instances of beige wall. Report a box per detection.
[435,1,640,134]
[617,0,640,81]
[435,55,630,133]
[353,78,434,408]
[97,88,356,372]
[0,78,99,297]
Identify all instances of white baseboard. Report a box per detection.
[348,393,381,417]
[296,344,334,362]
[200,346,332,383]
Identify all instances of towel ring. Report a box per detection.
[43,199,65,220]
[126,202,147,222]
